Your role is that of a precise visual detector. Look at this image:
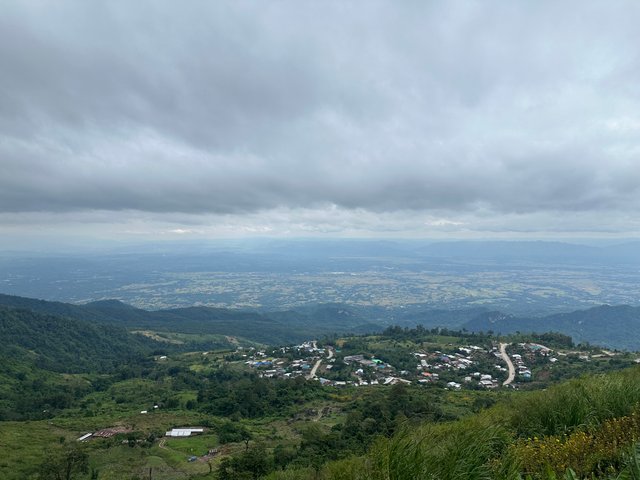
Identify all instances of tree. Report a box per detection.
[273,444,297,470]
[216,444,271,480]
[241,429,252,451]
[38,444,88,480]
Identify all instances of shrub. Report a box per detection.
[509,410,640,478]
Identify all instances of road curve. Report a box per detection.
[307,346,334,379]
[500,343,516,386]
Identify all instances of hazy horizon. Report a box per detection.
[1,236,640,256]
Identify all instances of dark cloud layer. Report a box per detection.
[1,1,640,236]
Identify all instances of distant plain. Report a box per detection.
[1,240,639,315]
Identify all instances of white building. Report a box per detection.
[165,428,205,437]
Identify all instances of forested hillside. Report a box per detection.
[3,293,640,349]
[464,305,640,350]
[0,305,161,421]
[0,306,155,373]
[0,294,381,345]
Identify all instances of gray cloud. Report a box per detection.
[1,1,640,236]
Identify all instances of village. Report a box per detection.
[234,339,559,391]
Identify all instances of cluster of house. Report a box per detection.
[443,371,501,390]
[240,342,325,379]
[333,354,411,386]
[234,341,535,391]
[510,353,532,380]
[526,343,552,355]
[317,375,412,387]
[315,345,506,389]
[511,343,555,380]
[343,354,389,370]
[416,346,502,389]
[247,359,311,379]
[239,344,413,387]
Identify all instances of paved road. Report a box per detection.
[308,358,322,379]
[307,346,334,379]
[500,343,516,386]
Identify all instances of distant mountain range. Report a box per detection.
[463,305,640,350]
[0,294,381,346]
[1,293,640,350]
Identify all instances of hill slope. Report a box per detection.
[3,293,640,349]
[464,305,640,350]
[0,305,161,420]
[0,305,156,373]
[0,294,383,345]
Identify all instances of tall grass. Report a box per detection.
[508,412,640,478]
[362,415,513,480]
[265,467,316,480]
[508,367,640,438]
[618,444,640,480]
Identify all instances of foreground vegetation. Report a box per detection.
[258,366,640,480]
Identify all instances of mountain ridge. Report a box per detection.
[2,293,640,349]
[463,304,640,350]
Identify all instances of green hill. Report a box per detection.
[0,305,161,421]
[0,305,155,373]
[3,293,640,349]
[464,305,640,349]
[0,294,383,345]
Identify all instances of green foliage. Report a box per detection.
[510,412,640,478]
[527,332,574,349]
[464,305,640,351]
[0,303,165,420]
[343,383,448,437]
[265,367,640,480]
[335,415,513,480]
[0,306,154,373]
[215,420,252,445]
[37,444,89,480]
[508,367,640,438]
[198,372,324,418]
[217,443,272,480]
[381,324,492,344]
[217,383,450,476]
[0,294,365,346]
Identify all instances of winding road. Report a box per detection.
[499,343,516,386]
[307,345,334,380]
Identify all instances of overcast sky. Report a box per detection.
[1,1,640,246]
